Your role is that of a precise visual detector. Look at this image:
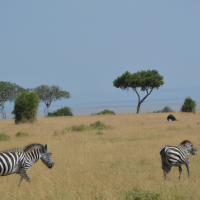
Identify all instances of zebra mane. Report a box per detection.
[180,140,192,145]
[0,148,23,153]
[23,143,44,152]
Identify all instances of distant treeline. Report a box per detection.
[91,109,116,115]
[153,106,174,113]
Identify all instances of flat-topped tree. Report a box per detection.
[0,81,25,119]
[113,70,164,113]
[34,85,70,115]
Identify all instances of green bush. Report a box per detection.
[12,92,40,124]
[181,97,196,113]
[153,106,174,113]
[0,132,11,141]
[16,131,29,137]
[48,106,73,117]
[92,109,116,115]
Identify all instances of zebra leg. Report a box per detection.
[164,171,171,181]
[18,168,31,187]
[185,163,191,180]
[179,165,183,180]
[18,177,23,187]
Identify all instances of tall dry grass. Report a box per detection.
[0,112,200,200]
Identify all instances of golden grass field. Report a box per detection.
[0,111,200,200]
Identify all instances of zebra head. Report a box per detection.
[40,144,54,169]
[180,140,197,155]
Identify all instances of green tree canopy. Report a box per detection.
[12,92,40,124]
[34,85,70,115]
[0,81,25,119]
[48,106,73,117]
[181,97,196,113]
[113,70,164,113]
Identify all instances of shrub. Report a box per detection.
[16,131,29,137]
[92,109,116,115]
[12,92,40,124]
[48,106,73,117]
[0,132,11,141]
[153,106,174,113]
[181,97,196,113]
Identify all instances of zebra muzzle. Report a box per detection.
[48,163,54,168]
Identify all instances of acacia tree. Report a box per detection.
[113,70,164,113]
[0,81,25,119]
[34,85,71,115]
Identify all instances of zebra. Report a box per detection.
[160,140,197,181]
[0,143,54,187]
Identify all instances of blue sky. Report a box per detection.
[1,1,200,117]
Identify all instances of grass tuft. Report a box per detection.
[68,124,87,132]
[16,131,29,137]
[125,189,160,200]
[66,121,113,132]
[0,132,11,141]
[96,130,104,135]
[54,121,112,136]
[90,121,111,130]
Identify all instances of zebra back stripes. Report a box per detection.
[160,140,197,181]
[0,143,54,187]
[0,149,24,176]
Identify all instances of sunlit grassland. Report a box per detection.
[0,111,200,200]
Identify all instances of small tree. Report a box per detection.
[48,106,73,117]
[34,85,70,115]
[0,81,25,119]
[181,97,196,113]
[12,92,40,123]
[113,70,164,113]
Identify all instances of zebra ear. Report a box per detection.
[45,144,50,153]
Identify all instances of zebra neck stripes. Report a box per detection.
[25,148,41,165]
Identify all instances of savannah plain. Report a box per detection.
[0,112,200,200]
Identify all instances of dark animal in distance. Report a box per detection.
[160,140,197,181]
[0,143,54,187]
[167,114,178,121]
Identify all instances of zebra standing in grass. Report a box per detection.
[0,143,54,187]
[160,140,197,181]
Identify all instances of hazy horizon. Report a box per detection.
[1,1,200,118]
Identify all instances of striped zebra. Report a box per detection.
[160,140,197,181]
[0,143,54,187]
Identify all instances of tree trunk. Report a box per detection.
[135,88,153,114]
[136,104,140,114]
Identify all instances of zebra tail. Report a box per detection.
[160,145,173,173]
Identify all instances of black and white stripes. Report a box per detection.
[0,144,54,187]
[160,140,197,181]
